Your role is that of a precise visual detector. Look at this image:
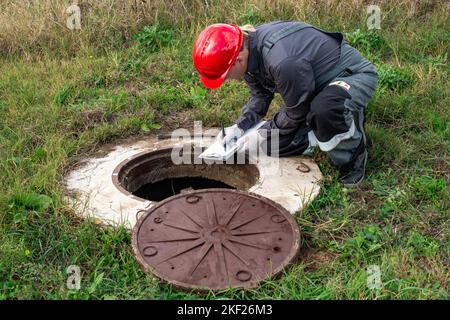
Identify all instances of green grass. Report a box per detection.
[0,2,449,300]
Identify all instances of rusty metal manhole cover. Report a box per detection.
[132,189,300,291]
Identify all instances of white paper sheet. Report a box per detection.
[199,121,266,161]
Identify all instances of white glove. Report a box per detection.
[216,124,244,149]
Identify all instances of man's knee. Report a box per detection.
[307,84,352,143]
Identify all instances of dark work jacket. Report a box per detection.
[235,21,343,134]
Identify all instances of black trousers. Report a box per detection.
[264,84,363,164]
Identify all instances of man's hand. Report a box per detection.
[216,124,244,149]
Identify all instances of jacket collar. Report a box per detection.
[246,31,260,74]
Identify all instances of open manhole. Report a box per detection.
[132,189,300,291]
[113,148,260,202]
[66,135,322,226]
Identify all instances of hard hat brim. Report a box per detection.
[199,71,227,89]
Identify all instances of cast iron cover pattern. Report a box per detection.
[132,189,300,291]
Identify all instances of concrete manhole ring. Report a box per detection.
[65,132,322,228]
[132,189,300,291]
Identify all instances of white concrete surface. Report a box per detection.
[65,132,322,228]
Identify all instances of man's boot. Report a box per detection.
[338,137,368,187]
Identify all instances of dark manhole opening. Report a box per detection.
[113,148,260,202]
[134,177,234,202]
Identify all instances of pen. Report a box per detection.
[221,122,226,151]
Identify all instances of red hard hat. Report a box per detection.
[192,23,243,89]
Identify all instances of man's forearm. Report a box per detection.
[235,96,272,131]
